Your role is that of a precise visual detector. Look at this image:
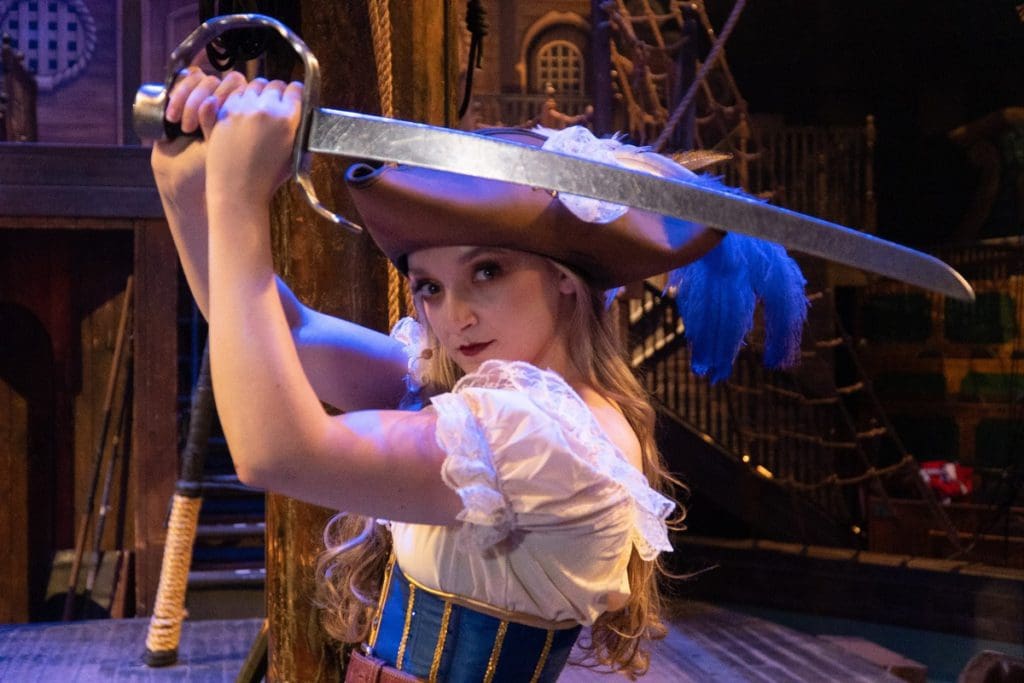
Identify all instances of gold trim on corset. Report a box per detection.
[529,629,555,683]
[427,601,453,682]
[482,620,509,683]
[401,571,578,631]
[395,583,416,670]
[367,553,397,651]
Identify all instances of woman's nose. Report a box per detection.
[446,291,477,330]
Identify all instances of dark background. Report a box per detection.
[708,0,1024,245]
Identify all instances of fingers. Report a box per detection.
[165,67,204,125]
[198,70,247,138]
[180,74,222,133]
[220,79,302,118]
[167,67,257,134]
[283,81,304,107]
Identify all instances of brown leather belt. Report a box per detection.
[345,649,423,683]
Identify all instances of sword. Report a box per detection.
[134,14,974,302]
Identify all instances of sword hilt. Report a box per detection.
[133,13,362,234]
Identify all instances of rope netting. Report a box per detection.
[607,1,980,557]
[631,280,965,555]
[604,1,754,169]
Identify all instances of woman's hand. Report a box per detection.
[150,66,247,207]
[205,79,304,206]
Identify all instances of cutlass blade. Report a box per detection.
[308,108,974,302]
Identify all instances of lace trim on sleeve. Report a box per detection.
[431,392,514,550]
[451,360,675,561]
[389,317,431,394]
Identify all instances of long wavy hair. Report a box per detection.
[315,261,685,679]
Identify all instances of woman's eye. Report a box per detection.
[473,262,501,281]
[413,281,440,297]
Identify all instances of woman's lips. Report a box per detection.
[458,341,494,357]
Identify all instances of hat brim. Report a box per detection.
[344,128,723,289]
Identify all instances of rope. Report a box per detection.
[458,0,488,119]
[368,0,394,119]
[368,0,404,328]
[144,494,202,655]
[653,0,747,152]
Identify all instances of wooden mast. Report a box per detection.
[263,3,458,680]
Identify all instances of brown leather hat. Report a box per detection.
[343,127,723,289]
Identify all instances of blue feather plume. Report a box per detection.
[665,178,809,382]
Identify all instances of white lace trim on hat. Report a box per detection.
[540,126,630,224]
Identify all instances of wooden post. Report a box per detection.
[590,0,613,136]
[132,219,180,617]
[263,3,457,681]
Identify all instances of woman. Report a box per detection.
[153,68,804,681]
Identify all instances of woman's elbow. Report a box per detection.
[227,439,300,491]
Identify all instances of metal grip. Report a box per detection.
[134,13,359,232]
[133,83,199,142]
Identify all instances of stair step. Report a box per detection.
[192,545,264,566]
[196,521,266,539]
[200,496,265,518]
[188,567,265,588]
[202,473,263,496]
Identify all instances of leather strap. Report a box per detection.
[345,650,423,683]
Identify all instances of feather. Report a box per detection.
[666,176,809,381]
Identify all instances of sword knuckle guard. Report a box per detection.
[135,12,348,226]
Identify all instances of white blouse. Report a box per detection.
[388,319,675,626]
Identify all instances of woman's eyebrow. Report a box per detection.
[458,246,509,264]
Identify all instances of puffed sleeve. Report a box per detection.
[429,360,675,560]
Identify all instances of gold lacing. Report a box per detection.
[427,601,453,682]
[529,630,555,683]
[482,620,508,683]
[395,583,416,670]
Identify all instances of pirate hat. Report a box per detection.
[344,126,807,381]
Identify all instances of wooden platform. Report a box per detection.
[561,602,903,682]
[0,603,903,682]
[0,617,263,682]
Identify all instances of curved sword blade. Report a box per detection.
[308,109,974,302]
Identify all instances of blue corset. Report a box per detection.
[369,564,582,683]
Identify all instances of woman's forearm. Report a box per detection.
[206,195,327,481]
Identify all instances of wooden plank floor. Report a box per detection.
[0,617,262,682]
[0,604,901,682]
[562,602,903,682]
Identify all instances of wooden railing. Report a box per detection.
[469,93,592,128]
[724,115,877,230]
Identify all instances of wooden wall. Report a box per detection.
[0,144,175,623]
[8,0,197,144]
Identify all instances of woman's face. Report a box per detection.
[407,246,577,375]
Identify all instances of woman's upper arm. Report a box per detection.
[245,407,462,524]
[279,279,409,411]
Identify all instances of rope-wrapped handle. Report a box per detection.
[133,13,361,233]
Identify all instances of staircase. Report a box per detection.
[627,279,964,555]
[177,292,265,620]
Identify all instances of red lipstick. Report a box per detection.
[458,341,493,357]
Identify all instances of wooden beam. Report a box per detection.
[0,144,162,219]
[131,219,179,617]
[263,2,457,681]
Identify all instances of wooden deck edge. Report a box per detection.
[672,534,1024,644]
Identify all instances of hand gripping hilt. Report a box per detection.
[133,13,361,233]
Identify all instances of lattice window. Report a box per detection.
[0,0,96,91]
[534,40,583,95]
